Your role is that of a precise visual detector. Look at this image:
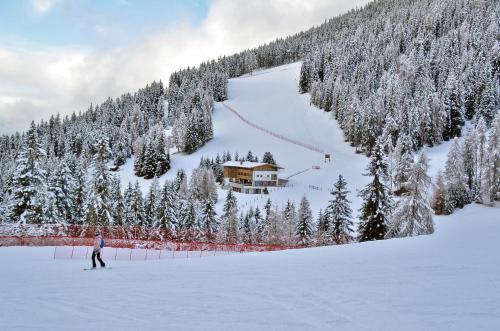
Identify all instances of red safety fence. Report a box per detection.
[0,235,294,251]
[53,245,252,261]
[0,224,298,261]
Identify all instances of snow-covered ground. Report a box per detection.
[1,203,499,330]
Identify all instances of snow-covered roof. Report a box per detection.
[222,161,283,169]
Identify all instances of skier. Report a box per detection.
[91,231,106,269]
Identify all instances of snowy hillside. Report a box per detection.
[1,203,498,330]
[118,63,368,214]
[117,62,454,218]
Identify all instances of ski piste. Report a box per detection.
[83,267,112,271]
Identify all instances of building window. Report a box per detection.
[271,174,277,180]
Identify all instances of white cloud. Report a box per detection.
[31,0,59,15]
[0,0,370,134]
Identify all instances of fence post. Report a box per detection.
[70,246,75,259]
[85,247,89,259]
[53,247,57,260]
[115,248,118,260]
[129,248,133,261]
[158,249,162,260]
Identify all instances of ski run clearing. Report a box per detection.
[1,63,499,330]
[119,63,369,214]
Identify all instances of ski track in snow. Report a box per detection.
[221,101,325,155]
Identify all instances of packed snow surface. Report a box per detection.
[1,204,499,330]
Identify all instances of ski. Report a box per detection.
[83,267,112,271]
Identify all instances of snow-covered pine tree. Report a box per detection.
[144,177,160,227]
[253,206,264,243]
[109,175,124,226]
[122,182,135,226]
[47,157,76,223]
[387,151,434,238]
[245,51,258,74]
[171,112,187,152]
[141,139,157,179]
[182,110,200,154]
[7,122,47,224]
[113,129,131,167]
[315,209,329,245]
[282,200,297,246]
[462,127,479,200]
[155,131,170,177]
[201,94,214,141]
[213,154,224,184]
[84,138,113,226]
[246,150,254,162]
[241,211,253,244]
[444,138,469,212]
[173,169,186,192]
[299,59,311,93]
[480,113,500,205]
[328,175,354,244]
[296,196,313,246]
[131,181,145,226]
[43,187,59,224]
[475,118,488,202]
[220,190,238,244]
[182,199,199,241]
[266,205,283,245]
[477,72,496,126]
[262,197,272,239]
[157,181,178,234]
[262,152,276,165]
[200,197,217,242]
[442,72,464,141]
[431,170,448,215]
[201,168,218,203]
[133,137,145,177]
[357,141,393,242]
[392,136,414,196]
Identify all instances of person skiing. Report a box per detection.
[91,231,106,269]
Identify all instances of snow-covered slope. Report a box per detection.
[118,62,371,214]
[1,203,498,330]
[117,62,457,217]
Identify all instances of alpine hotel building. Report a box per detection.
[222,161,283,194]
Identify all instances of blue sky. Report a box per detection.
[0,0,211,49]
